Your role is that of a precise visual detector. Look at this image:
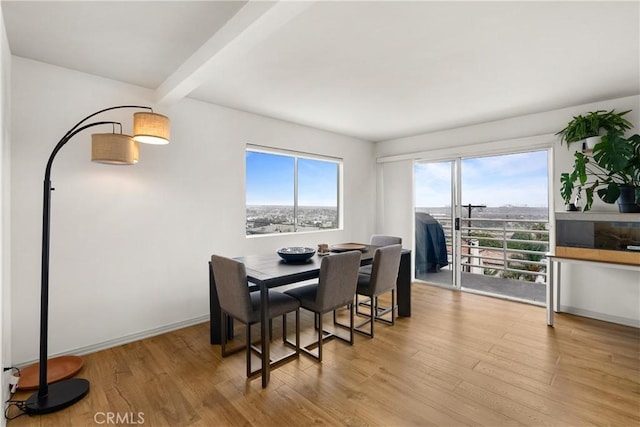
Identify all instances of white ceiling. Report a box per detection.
[2,1,639,142]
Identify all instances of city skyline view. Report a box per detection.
[246,150,340,234]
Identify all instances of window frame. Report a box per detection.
[245,144,343,236]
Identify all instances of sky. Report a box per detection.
[414,150,549,208]
[246,151,338,206]
[247,149,548,208]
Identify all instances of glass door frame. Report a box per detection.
[453,158,462,290]
[413,157,463,289]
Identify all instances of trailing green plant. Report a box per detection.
[555,109,633,147]
[560,130,640,211]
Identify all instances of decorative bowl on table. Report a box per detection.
[277,247,316,263]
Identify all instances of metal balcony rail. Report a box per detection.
[436,217,549,282]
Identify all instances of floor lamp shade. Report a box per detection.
[91,133,139,165]
[133,112,170,145]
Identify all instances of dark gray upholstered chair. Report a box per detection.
[371,234,403,247]
[359,235,402,275]
[210,255,300,378]
[284,251,361,362]
[354,244,402,337]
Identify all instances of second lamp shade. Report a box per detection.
[91,134,139,165]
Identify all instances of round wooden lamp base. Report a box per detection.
[16,355,84,391]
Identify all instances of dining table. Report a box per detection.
[208,244,412,387]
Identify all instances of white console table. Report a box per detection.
[546,254,640,326]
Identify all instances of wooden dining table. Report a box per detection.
[208,244,412,387]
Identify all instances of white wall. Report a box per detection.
[376,160,413,242]
[375,95,640,327]
[1,4,12,416]
[10,57,375,364]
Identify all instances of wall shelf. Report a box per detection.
[555,211,640,223]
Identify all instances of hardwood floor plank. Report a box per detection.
[453,381,563,426]
[470,360,632,426]
[7,284,639,426]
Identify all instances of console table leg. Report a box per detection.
[547,259,554,327]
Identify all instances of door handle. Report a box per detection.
[455,217,460,231]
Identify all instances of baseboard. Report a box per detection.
[559,305,640,328]
[17,314,210,368]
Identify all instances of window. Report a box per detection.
[246,146,341,235]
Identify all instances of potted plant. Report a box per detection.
[560,130,640,212]
[556,109,633,149]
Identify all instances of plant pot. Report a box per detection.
[585,136,601,150]
[617,185,640,213]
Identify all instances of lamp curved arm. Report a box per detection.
[59,105,152,147]
[46,104,155,179]
[44,120,119,181]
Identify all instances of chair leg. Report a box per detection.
[296,309,300,353]
[282,312,300,349]
[244,311,299,379]
[391,289,396,324]
[221,310,227,356]
[283,310,301,356]
[246,324,252,378]
[353,294,376,338]
[374,290,396,325]
[221,312,249,357]
[356,290,397,334]
[349,303,355,344]
[370,296,375,338]
[335,300,365,341]
[297,310,327,362]
[317,312,323,362]
[227,314,234,340]
[356,294,373,317]
[300,308,356,362]
[282,313,286,344]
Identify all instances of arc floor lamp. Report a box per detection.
[25,105,170,414]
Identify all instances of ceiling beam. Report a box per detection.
[155,0,315,105]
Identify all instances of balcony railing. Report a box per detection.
[436,217,549,283]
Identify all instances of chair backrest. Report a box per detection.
[316,250,361,312]
[370,234,402,247]
[369,244,402,295]
[211,255,252,322]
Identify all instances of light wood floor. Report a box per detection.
[8,284,640,426]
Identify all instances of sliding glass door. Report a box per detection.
[414,160,460,288]
[414,150,549,304]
